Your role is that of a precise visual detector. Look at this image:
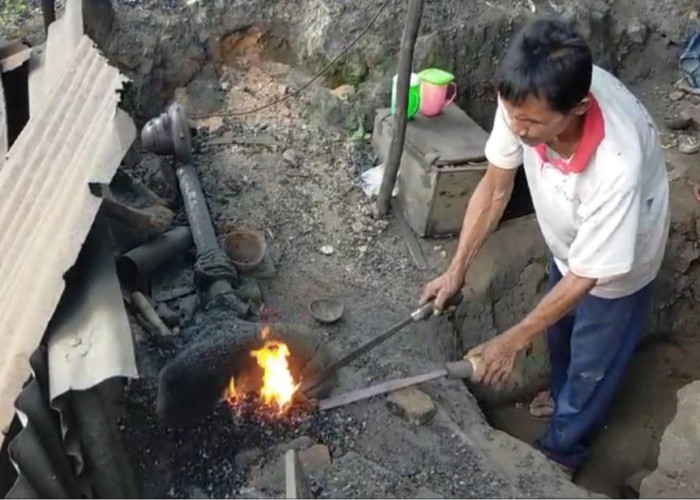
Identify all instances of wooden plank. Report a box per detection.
[285,449,312,499]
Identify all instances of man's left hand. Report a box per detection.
[466,328,524,389]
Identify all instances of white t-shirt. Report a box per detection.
[484,65,670,299]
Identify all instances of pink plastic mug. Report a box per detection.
[420,81,457,117]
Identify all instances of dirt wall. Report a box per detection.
[450,175,700,406]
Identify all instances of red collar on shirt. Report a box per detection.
[534,95,605,174]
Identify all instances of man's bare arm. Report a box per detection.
[450,164,517,276]
[421,164,517,309]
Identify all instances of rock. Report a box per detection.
[678,136,700,154]
[235,448,262,469]
[622,468,652,498]
[251,443,331,494]
[664,114,693,131]
[331,84,356,100]
[320,245,334,255]
[626,18,648,45]
[413,33,443,69]
[670,91,685,102]
[415,486,443,499]
[282,149,299,167]
[274,436,315,455]
[641,381,700,498]
[386,387,437,425]
[194,115,224,132]
[298,444,332,474]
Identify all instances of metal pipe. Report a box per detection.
[176,164,219,252]
[175,163,247,315]
[116,226,193,287]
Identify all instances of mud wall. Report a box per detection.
[43,0,694,128]
[450,174,700,406]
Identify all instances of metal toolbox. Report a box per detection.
[372,104,490,237]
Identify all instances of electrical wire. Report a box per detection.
[191,0,394,118]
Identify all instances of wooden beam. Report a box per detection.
[376,0,425,217]
[285,449,312,499]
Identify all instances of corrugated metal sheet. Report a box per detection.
[0,3,136,448]
[47,216,138,399]
[6,348,82,498]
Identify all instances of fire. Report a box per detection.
[251,339,299,411]
[225,328,300,415]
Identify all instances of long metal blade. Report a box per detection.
[300,315,414,393]
[318,369,447,411]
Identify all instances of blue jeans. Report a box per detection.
[536,259,654,471]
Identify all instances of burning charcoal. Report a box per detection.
[157,319,335,427]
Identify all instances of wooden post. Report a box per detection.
[376,0,425,217]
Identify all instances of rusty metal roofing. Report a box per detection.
[0,17,136,448]
[4,221,139,498]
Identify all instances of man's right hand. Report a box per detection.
[420,268,465,314]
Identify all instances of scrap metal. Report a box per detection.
[116,225,194,287]
[0,0,136,449]
[142,102,250,316]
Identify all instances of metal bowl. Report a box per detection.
[308,298,344,324]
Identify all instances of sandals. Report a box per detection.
[529,390,555,419]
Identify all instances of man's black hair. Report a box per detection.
[497,17,593,113]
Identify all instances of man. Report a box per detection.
[421,17,669,475]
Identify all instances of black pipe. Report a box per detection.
[175,164,248,315]
[116,226,193,288]
[176,164,219,253]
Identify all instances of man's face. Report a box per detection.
[501,94,587,147]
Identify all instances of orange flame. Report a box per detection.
[250,339,299,411]
[224,327,300,415]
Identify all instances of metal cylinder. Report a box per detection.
[176,164,219,252]
[116,226,193,287]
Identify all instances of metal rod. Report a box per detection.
[319,369,446,411]
[376,0,425,217]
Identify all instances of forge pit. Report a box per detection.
[5,0,698,498]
